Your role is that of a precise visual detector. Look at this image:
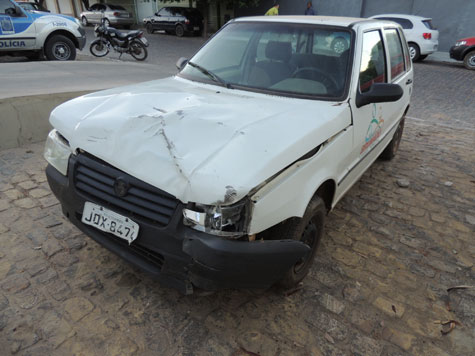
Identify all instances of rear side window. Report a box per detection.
[384,29,405,80]
[398,28,411,70]
[422,20,435,29]
[360,30,387,93]
[108,5,126,11]
[159,8,171,16]
[377,17,413,30]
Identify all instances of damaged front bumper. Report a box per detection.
[45,159,309,294]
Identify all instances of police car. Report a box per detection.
[0,0,85,60]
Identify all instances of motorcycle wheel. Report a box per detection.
[129,40,148,61]
[90,39,109,57]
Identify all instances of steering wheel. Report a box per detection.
[291,67,339,94]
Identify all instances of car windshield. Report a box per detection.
[179,22,352,99]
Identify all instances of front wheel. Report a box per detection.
[129,40,148,61]
[463,50,475,70]
[273,196,326,289]
[89,39,109,57]
[146,23,154,34]
[44,35,76,61]
[380,118,405,160]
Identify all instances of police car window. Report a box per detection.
[0,0,16,14]
[360,30,387,93]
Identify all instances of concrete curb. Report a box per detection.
[0,91,91,151]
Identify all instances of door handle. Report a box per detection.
[406,79,413,85]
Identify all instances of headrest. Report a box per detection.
[265,41,292,62]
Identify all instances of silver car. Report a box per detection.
[80,3,134,28]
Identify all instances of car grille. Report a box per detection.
[73,153,178,227]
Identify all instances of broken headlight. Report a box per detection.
[183,199,250,238]
[44,130,72,176]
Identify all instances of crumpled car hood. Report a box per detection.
[50,76,351,204]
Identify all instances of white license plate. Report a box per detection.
[82,202,139,244]
[193,26,199,31]
[140,37,148,46]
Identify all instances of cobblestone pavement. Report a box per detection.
[0,62,474,356]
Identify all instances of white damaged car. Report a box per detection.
[45,16,413,294]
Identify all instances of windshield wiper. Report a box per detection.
[187,61,233,89]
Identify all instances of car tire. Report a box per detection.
[89,39,109,57]
[129,40,148,61]
[380,118,405,160]
[146,23,154,34]
[81,16,88,26]
[44,35,76,61]
[175,24,185,37]
[408,43,420,62]
[463,50,475,70]
[272,195,326,289]
[331,36,348,54]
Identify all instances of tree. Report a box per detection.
[162,0,261,38]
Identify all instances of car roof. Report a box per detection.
[370,14,431,21]
[234,15,381,27]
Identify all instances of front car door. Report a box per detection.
[155,7,171,31]
[0,0,36,51]
[342,24,411,194]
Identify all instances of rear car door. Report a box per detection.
[0,0,35,50]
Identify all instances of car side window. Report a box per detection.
[398,28,412,71]
[159,8,171,16]
[98,4,106,12]
[89,4,98,11]
[377,17,413,30]
[384,28,405,80]
[359,30,387,93]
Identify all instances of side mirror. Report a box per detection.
[176,57,188,71]
[355,83,403,108]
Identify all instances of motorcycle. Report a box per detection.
[90,17,149,61]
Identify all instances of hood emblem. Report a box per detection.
[114,177,129,197]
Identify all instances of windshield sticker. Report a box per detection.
[1,18,15,34]
[361,104,384,154]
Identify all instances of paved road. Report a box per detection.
[0,61,474,355]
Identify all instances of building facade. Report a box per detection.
[236,0,475,52]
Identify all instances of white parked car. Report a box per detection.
[80,3,134,28]
[370,14,438,61]
[44,16,413,294]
